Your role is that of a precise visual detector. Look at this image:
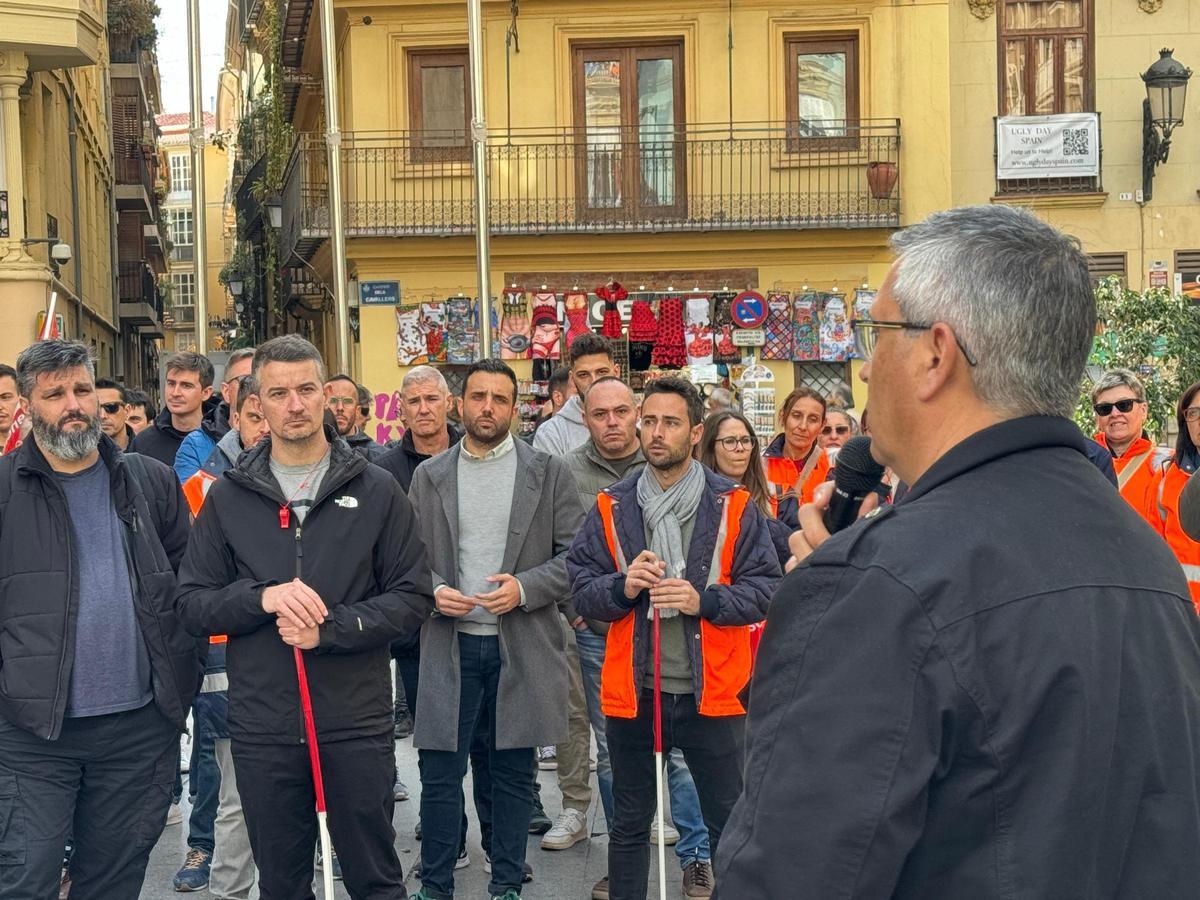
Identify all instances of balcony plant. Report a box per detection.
[219,243,254,293]
[107,0,161,47]
[866,160,899,199]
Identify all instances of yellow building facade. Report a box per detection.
[265,0,1199,419]
[0,1,119,370]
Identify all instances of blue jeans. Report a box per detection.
[418,634,534,898]
[576,628,711,867]
[186,707,219,854]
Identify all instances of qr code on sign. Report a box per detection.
[1063,128,1089,156]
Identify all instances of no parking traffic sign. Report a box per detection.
[731,291,767,328]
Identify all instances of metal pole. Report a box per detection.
[318,0,351,375]
[467,0,493,357]
[187,0,208,355]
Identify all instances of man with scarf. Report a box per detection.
[567,376,780,900]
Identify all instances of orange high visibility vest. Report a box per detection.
[1094,433,1165,530]
[596,487,754,719]
[181,468,227,645]
[1157,460,1200,613]
[764,445,830,518]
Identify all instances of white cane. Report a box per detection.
[294,647,335,899]
[652,606,667,900]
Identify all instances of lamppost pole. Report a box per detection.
[318,0,352,375]
[187,0,208,354]
[467,0,493,358]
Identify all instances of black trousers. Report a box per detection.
[0,701,178,900]
[606,690,745,900]
[233,732,405,900]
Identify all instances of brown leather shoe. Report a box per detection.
[682,860,714,898]
[591,874,610,900]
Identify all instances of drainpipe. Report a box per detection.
[67,75,84,341]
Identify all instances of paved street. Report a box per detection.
[140,734,687,899]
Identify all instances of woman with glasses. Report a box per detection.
[762,387,831,529]
[819,408,857,453]
[698,410,792,568]
[1090,368,1168,528]
[1153,382,1200,612]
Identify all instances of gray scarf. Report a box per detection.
[637,459,706,617]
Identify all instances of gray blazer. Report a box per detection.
[408,438,586,751]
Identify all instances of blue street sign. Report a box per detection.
[360,281,401,305]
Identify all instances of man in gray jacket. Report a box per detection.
[408,359,585,900]
[532,333,619,456]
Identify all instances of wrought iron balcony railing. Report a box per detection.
[282,121,900,257]
[118,260,164,322]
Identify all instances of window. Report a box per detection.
[1177,250,1200,302]
[572,41,685,218]
[408,48,471,163]
[999,0,1091,115]
[168,208,194,262]
[170,154,192,192]
[1087,252,1126,286]
[172,272,195,311]
[784,34,859,143]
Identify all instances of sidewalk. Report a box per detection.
[140,735,687,899]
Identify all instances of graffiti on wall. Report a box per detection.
[374,391,404,445]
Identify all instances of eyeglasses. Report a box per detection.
[716,436,754,450]
[327,396,357,409]
[100,402,124,415]
[851,318,978,367]
[1185,407,1200,422]
[822,424,850,436]
[1093,398,1141,416]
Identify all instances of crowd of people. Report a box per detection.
[1,204,1200,900]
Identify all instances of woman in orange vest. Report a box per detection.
[762,386,831,528]
[1092,368,1167,528]
[1157,380,1200,612]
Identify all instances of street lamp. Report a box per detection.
[1142,48,1192,202]
[264,195,282,230]
[228,277,244,297]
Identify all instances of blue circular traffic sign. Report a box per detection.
[732,291,768,328]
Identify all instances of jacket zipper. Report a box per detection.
[294,521,306,745]
[47,506,73,740]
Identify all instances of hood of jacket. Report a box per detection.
[216,427,245,467]
[558,393,585,426]
[400,423,463,460]
[201,399,231,441]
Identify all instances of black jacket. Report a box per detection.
[376,424,463,493]
[0,436,197,740]
[716,416,1200,899]
[344,430,388,464]
[130,404,217,468]
[174,433,434,744]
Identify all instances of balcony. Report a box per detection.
[115,150,155,212]
[0,0,103,70]
[239,0,265,42]
[282,121,901,259]
[118,260,164,332]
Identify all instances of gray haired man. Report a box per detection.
[715,206,1200,897]
[0,340,196,899]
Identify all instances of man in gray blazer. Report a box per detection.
[408,358,586,900]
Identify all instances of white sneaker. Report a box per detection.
[650,817,679,846]
[537,746,557,770]
[541,808,588,850]
[165,802,183,827]
[455,848,470,870]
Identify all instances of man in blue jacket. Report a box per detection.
[716,205,1200,898]
[567,376,779,900]
[174,348,256,482]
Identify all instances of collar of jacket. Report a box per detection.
[15,433,137,515]
[401,423,462,460]
[584,438,645,476]
[215,428,245,466]
[1092,431,1153,461]
[901,415,1088,507]
[151,406,188,441]
[226,425,367,506]
[201,400,230,440]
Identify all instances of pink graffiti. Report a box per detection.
[374,390,404,445]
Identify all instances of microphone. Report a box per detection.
[822,436,886,534]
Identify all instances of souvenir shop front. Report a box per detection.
[356,269,876,447]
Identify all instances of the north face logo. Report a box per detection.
[334,496,358,509]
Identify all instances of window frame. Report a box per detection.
[407,46,472,164]
[171,272,196,317]
[997,0,1094,117]
[168,208,194,248]
[169,154,193,192]
[570,38,687,221]
[783,32,861,151]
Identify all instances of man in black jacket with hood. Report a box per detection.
[130,350,215,468]
[716,206,1200,898]
[0,340,197,899]
[176,335,433,900]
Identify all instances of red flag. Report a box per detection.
[2,408,24,455]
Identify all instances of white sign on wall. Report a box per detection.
[996,113,1100,180]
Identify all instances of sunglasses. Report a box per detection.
[100,402,124,415]
[1094,398,1141,416]
[716,436,754,450]
[822,424,850,436]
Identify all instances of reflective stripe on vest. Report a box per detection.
[596,488,754,719]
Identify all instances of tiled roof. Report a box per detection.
[155,111,215,129]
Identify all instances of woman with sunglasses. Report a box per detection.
[1152,382,1200,612]
[698,410,793,568]
[762,387,831,528]
[1091,368,1168,528]
[819,408,857,454]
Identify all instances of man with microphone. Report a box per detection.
[716,206,1200,898]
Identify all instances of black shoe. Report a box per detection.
[484,853,534,883]
[528,799,552,835]
[414,818,422,841]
